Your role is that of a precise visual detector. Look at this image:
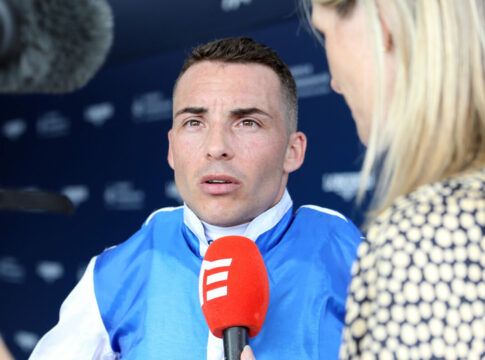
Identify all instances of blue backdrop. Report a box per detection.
[0,16,369,359]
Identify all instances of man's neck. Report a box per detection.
[183,188,292,257]
[201,221,249,244]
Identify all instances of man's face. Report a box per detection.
[168,61,305,226]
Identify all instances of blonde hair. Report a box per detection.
[306,0,485,219]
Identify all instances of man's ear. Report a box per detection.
[167,129,174,170]
[283,131,307,174]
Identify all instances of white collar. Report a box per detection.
[201,221,249,244]
[183,189,292,257]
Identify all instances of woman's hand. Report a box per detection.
[240,345,255,360]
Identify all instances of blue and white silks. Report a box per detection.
[29,190,362,360]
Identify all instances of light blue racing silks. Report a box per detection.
[94,204,361,359]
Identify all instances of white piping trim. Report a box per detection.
[245,189,292,241]
[144,206,183,226]
[183,189,293,257]
[300,205,348,222]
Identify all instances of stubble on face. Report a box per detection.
[168,61,293,226]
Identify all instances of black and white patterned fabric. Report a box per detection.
[341,168,485,359]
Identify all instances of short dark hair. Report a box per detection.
[174,37,298,133]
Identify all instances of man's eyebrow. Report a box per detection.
[230,107,270,117]
[174,107,208,117]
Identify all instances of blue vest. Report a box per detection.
[94,205,361,359]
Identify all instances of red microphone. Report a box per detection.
[199,236,270,360]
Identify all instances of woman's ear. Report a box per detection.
[378,5,393,52]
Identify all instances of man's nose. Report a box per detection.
[205,124,234,160]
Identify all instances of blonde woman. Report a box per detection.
[243,0,485,359]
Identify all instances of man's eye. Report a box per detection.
[239,119,258,127]
[185,119,202,127]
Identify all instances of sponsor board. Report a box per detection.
[84,102,115,127]
[1,118,27,141]
[221,0,252,12]
[77,263,88,281]
[104,181,146,210]
[61,185,90,208]
[290,63,331,98]
[36,111,71,138]
[36,261,65,283]
[0,257,26,284]
[14,331,39,353]
[165,181,183,203]
[131,91,172,123]
[322,172,375,201]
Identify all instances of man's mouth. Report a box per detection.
[206,179,232,184]
[201,174,238,184]
[201,175,240,194]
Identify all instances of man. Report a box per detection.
[29,37,361,360]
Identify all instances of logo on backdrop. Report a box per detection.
[290,63,331,99]
[61,185,90,208]
[131,91,172,123]
[36,111,71,138]
[84,102,115,127]
[36,261,65,283]
[322,172,375,201]
[14,331,39,354]
[1,118,27,141]
[76,263,88,281]
[221,0,252,12]
[165,181,183,203]
[0,257,26,284]
[104,181,146,210]
[199,258,233,305]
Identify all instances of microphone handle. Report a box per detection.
[223,326,249,360]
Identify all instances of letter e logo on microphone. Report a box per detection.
[198,236,270,339]
[198,258,232,305]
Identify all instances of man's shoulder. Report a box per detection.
[93,206,186,305]
[296,204,350,223]
[292,204,363,240]
[97,206,184,264]
[289,205,363,275]
[143,205,184,227]
[294,204,356,230]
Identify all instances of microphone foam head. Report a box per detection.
[199,236,269,338]
[0,0,113,93]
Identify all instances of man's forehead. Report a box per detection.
[173,61,283,109]
[175,61,281,93]
[181,60,277,77]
